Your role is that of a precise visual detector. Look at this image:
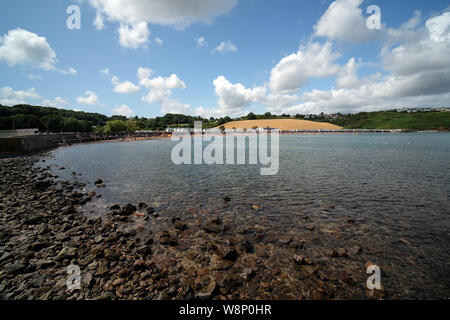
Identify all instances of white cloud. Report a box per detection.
[89,0,237,30]
[100,68,110,76]
[76,91,100,106]
[0,86,41,105]
[138,67,192,114]
[118,22,150,49]
[275,11,450,115]
[197,37,207,47]
[314,0,382,43]
[0,28,56,70]
[137,67,154,81]
[59,67,77,75]
[426,11,450,42]
[213,41,237,54]
[0,28,75,74]
[160,98,193,115]
[155,37,163,45]
[213,76,266,116]
[42,97,69,108]
[112,104,135,117]
[111,76,140,94]
[269,42,341,93]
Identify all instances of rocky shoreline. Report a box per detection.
[0,154,389,300]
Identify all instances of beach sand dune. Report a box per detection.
[217,119,343,130]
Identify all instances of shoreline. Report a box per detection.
[1,151,448,300]
[0,153,385,300]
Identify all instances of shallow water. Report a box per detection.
[41,133,450,298]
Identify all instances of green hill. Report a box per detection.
[329,111,450,131]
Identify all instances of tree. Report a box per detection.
[126,120,138,133]
[247,112,256,120]
[264,112,272,119]
[105,120,127,133]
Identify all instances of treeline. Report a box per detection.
[0,104,108,132]
[328,110,450,130]
[1,104,449,132]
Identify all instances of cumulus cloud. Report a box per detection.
[277,11,450,115]
[112,104,135,117]
[155,37,163,45]
[213,41,237,54]
[197,37,207,47]
[42,97,69,109]
[0,86,41,105]
[111,76,140,94]
[138,67,192,114]
[0,28,75,74]
[314,0,382,43]
[118,22,150,49]
[213,76,266,116]
[89,0,237,48]
[76,91,100,106]
[426,11,450,42]
[89,0,237,30]
[269,42,341,93]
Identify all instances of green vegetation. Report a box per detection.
[328,111,450,131]
[0,104,448,132]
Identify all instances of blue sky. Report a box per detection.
[0,0,449,118]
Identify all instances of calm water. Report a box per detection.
[41,133,450,298]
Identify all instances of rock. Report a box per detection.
[173,219,187,231]
[0,252,12,262]
[146,207,158,217]
[224,196,231,202]
[138,202,147,208]
[83,272,94,288]
[133,259,146,271]
[110,204,120,210]
[203,218,222,234]
[137,245,152,256]
[348,245,362,256]
[34,180,51,191]
[306,224,315,231]
[292,254,314,266]
[215,260,235,270]
[330,248,348,258]
[278,235,293,245]
[210,242,238,261]
[252,205,261,211]
[30,275,46,288]
[7,262,27,275]
[196,281,218,299]
[400,238,412,246]
[240,240,254,253]
[159,231,178,246]
[55,247,77,261]
[104,248,120,261]
[121,204,136,216]
[36,259,55,269]
[94,179,103,185]
[29,241,50,252]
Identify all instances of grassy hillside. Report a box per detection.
[330,111,450,130]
